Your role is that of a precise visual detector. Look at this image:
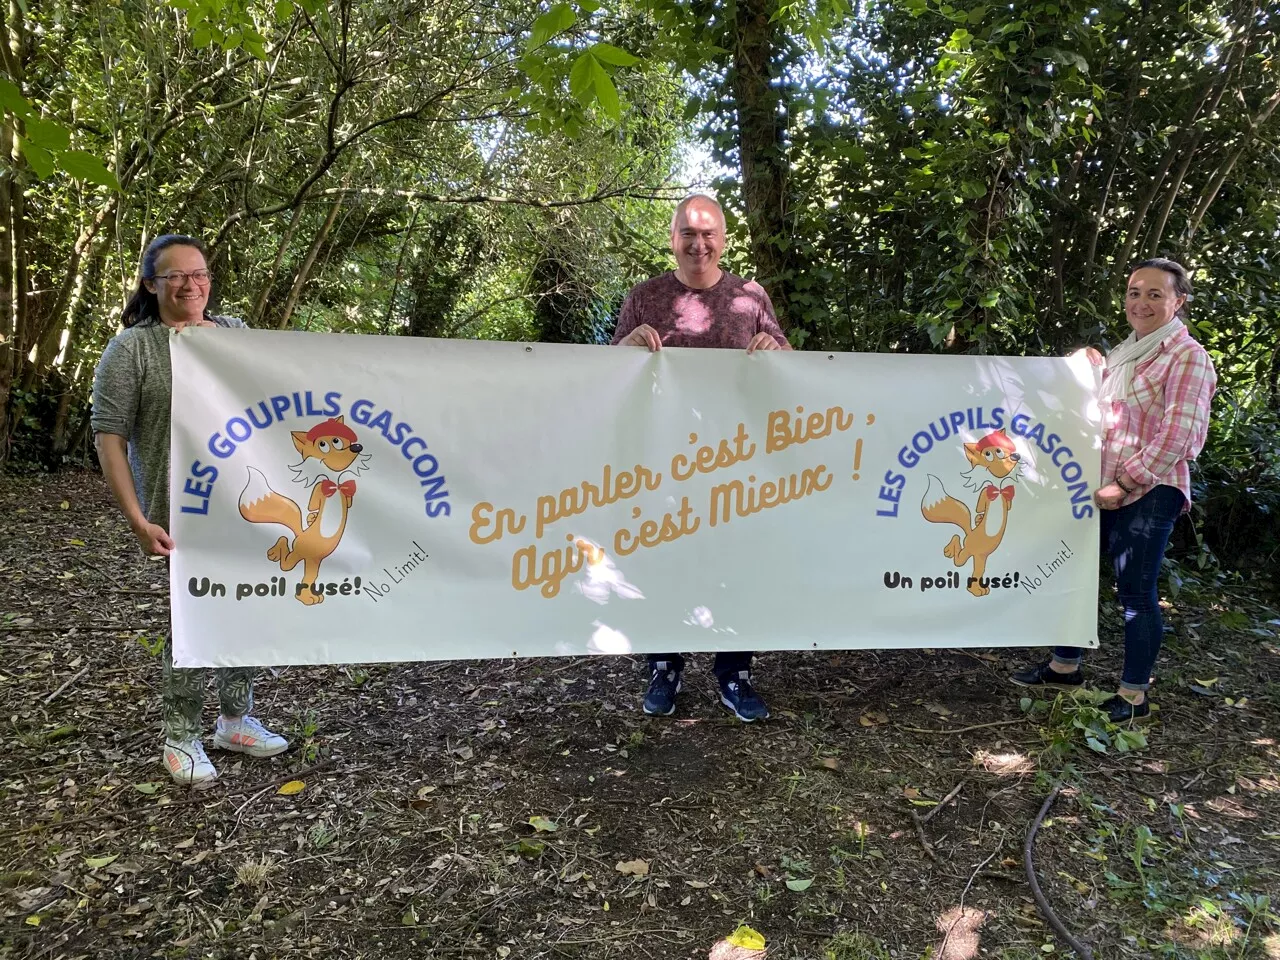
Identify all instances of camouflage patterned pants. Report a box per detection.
[161,638,256,742]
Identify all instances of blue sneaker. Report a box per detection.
[643,662,682,716]
[719,671,769,722]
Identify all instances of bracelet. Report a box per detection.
[1115,476,1134,494]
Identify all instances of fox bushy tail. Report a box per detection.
[921,474,971,531]
[238,467,304,537]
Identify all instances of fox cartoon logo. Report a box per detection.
[921,429,1021,597]
[239,416,372,605]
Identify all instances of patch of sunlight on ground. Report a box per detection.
[973,749,1034,776]
[933,906,988,960]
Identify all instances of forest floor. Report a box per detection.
[2,472,1279,960]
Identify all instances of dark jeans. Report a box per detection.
[1052,483,1185,690]
[648,652,753,684]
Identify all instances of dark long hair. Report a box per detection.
[121,234,208,328]
[1132,257,1193,319]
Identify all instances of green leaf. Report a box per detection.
[192,25,212,48]
[979,290,1001,307]
[85,854,119,869]
[134,781,162,795]
[273,0,292,17]
[0,77,31,118]
[967,5,987,23]
[529,2,575,48]
[589,56,620,121]
[902,147,924,160]
[24,116,71,151]
[785,877,814,892]
[727,925,766,949]
[569,52,595,104]
[527,815,558,833]
[589,42,638,67]
[577,0,600,11]
[513,838,545,858]
[20,140,56,179]
[57,150,121,190]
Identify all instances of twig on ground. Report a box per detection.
[920,778,968,825]
[43,667,90,706]
[897,718,1026,735]
[1025,783,1095,960]
[911,808,942,863]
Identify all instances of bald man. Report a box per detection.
[612,193,790,723]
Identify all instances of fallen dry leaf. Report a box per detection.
[615,859,649,877]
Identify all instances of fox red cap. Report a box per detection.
[305,418,358,444]
[975,430,1015,453]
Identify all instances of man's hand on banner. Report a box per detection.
[133,520,175,556]
[621,324,663,352]
[746,333,781,354]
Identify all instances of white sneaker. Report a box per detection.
[163,739,218,785]
[212,716,289,758]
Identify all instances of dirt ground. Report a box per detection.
[2,472,1279,960]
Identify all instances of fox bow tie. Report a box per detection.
[319,478,357,499]
[985,485,1015,503]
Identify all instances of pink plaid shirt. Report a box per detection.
[1100,325,1216,511]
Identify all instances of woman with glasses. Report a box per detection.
[91,234,289,785]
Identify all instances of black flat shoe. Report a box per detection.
[1011,660,1084,690]
[1101,694,1151,723]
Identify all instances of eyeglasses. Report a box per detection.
[150,270,213,286]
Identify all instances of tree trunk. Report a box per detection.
[1080,20,1146,284]
[1144,44,1245,257]
[383,205,420,334]
[730,0,793,328]
[1183,87,1280,244]
[1113,146,1179,277]
[276,196,342,330]
[250,204,304,326]
[0,121,14,463]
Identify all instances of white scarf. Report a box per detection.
[1099,318,1183,405]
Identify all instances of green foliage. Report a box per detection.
[2,0,683,468]
[0,77,118,188]
[1024,691,1148,756]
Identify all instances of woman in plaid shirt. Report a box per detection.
[1012,259,1217,722]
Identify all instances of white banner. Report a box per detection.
[169,330,1102,667]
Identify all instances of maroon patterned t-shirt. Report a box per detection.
[611,271,789,349]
